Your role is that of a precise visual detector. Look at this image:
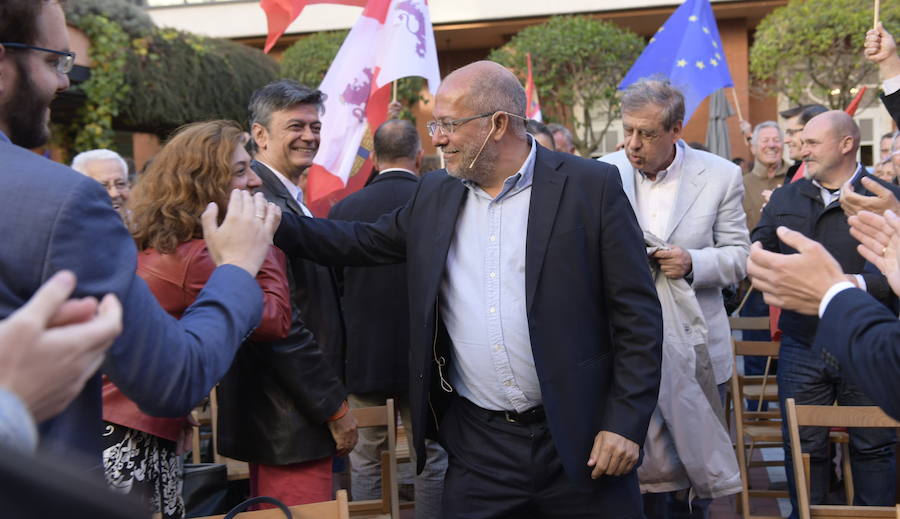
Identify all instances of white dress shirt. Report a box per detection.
[633,141,685,239]
[257,160,313,217]
[883,74,900,96]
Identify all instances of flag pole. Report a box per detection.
[730,87,744,121]
[874,0,881,29]
[392,81,398,103]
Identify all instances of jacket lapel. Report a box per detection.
[252,161,305,216]
[617,159,638,211]
[526,148,566,313]
[663,144,705,241]
[425,175,467,305]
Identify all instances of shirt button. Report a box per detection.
[504,380,512,387]
[489,272,496,279]
[489,235,496,242]
[489,306,496,314]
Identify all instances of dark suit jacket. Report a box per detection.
[328,169,418,396]
[274,146,662,501]
[254,161,347,373]
[751,169,900,342]
[881,90,900,125]
[0,137,262,465]
[815,288,900,420]
[215,161,348,465]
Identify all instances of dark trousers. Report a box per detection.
[439,396,642,519]
[778,334,897,519]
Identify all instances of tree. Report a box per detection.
[490,16,644,157]
[61,0,280,148]
[750,0,900,109]
[280,31,426,120]
[280,30,350,88]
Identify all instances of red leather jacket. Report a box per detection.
[102,239,291,441]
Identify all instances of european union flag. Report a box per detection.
[619,0,733,124]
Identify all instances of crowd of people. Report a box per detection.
[1,1,900,519]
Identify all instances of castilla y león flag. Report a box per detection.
[260,0,367,54]
[303,0,441,216]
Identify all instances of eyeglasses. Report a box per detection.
[426,111,530,137]
[426,112,494,137]
[1,42,76,74]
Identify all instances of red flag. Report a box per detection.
[259,0,367,54]
[525,53,542,122]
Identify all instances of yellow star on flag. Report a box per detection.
[657,26,665,32]
[677,59,687,67]
[715,52,722,60]
[710,59,718,66]
[650,37,656,43]
[702,27,710,34]
[688,15,698,22]
[712,41,718,48]
[695,61,705,69]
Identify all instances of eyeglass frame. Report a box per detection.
[426,112,496,137]
[0,42,76,74]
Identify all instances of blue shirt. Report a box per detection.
[439,138,540,412]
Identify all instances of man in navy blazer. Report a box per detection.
[0,1,278,465]
[275,61,662,518]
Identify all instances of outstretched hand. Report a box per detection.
[202,190,282,277]
[746,227,846,315]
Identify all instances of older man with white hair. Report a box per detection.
[71,149,130,218]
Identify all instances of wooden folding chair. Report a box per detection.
[731,337,853,519]
[730,336,787,519]
[348,399,400,519]
[786,399,900,519]
[728,316,779,426]
[198,489,350,519]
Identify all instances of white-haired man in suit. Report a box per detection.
[600,78,750,519]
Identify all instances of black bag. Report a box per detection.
[223,496,292,518]
[183,463,229,517]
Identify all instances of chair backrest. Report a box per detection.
[347,399,400,519]
[786,399,900,519]
[729,316,771,331]
[198,489,350,519]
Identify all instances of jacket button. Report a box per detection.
[418,373,424,379]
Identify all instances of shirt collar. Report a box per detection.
[257,160,302,202]
[811,163,864,204]
[810,163,864,191]
[379,167,417,176]
[462,135,537,201]
[638,140,683,183]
